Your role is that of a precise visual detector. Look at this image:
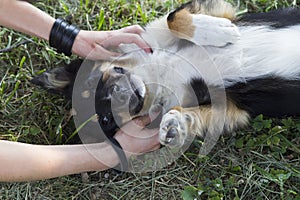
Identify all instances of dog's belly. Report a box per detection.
[235,25,300,80]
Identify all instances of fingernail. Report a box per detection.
[144,48,153,54]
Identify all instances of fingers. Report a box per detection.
[100,32,152,53]
[150,144,161,151]
[118,26,152,53]
[114,128,160,157]
[115,116,159,140]
[113,115,160,156]
[119,25,145,35]
[122,109,161,130]
[132,115,152,127]
[86,45,121,60]
[72,27,151,60]
[120,117,153,137]
[140,128,159,139]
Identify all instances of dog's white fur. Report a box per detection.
[118,16,300,86]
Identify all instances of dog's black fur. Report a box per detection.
[237,8,300,28]
[190,77,300,117]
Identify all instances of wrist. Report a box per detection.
[49,18,80,56]
[107,137,129,172]
[71,31,88,57]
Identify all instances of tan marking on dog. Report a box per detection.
[171,106,183,112]
[225,100,250,131]
[100,62,113,81]
[188,0,236,20]
[172,100,249,138]
[168,8,195,40]
[202,2,235,20]
[102,70,111,82]
[46,73,69,89]
[81,90,90,98]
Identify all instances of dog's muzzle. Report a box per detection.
[110,74,146,116]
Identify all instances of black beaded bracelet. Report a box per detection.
[108,137,128,172]
[49,18,80,56]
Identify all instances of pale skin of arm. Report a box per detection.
[0,0,152,60]
[0,116,160,182]
[0,0,158,182]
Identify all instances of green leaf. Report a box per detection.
[271,136,280,146]
[254,165,278,182]
[277,173,291,182]
[287,190,298,195]
[246,138,256,148]
[29,126,41,135]
[296,123,300,132]
[181,186,198,200]
[235,137,244,148]
[231,165,242,173]
[97,8,105,30]
[253,114,272,131]
[19,56,26,68]
[281,118,295,129]
[269,126,284,134]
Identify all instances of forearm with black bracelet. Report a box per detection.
[49,17,80,56]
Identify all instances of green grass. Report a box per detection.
[0,0,299,199]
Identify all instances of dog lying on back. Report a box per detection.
[33,0,300,148]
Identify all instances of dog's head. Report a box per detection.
[32,59,150,137]
[94,62,148,133]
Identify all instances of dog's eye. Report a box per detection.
[100,115,111,127]
[114,66,124,74]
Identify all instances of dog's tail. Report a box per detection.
[31,59,83,98]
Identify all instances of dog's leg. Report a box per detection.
[167,0,240,47]
[159,101,250,148]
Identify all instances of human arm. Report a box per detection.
[0,141,116,182]
[0,0,54,40]
[0,116,159,182]
[0,0,151,59]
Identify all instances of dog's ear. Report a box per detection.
[31,59,83,98]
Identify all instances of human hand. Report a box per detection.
[114,115,160,157]
[71,25,152,60]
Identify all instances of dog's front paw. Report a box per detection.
[159,109,188,148]
[191,14,240,47]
